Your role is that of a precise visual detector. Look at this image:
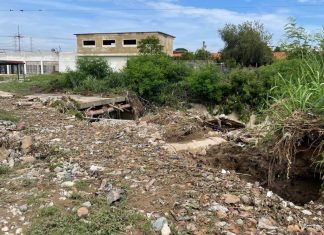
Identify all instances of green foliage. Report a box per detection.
[195,49,212,60]
[280,18,323,59]
[27,199,153,235]
[0,109,19,122]
[180,52,195,60]
[0,165,11,175]
[0,74,66,95]
[225,68,271,113]
[77,57,112,80]
[269,54,324,117]
[124,54,190,104]
[138,36,164,55]
[187,65,227,103]
[219,21,273,67]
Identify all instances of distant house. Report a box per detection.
[75,31,175,70]
[0,51,75,76]
[273,52,287,60]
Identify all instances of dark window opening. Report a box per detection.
[103,40,116,46]
[83,40,96,46]
[123,39,137,46]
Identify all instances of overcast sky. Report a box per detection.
[0,0,323,52]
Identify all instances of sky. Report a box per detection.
[0,0,323,52]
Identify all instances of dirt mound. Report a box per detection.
[204,142,323,205]
[142,109,207,142]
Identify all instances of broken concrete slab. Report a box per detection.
[0,91,14,98]
[24,94,127,110]
[166,137,226,154]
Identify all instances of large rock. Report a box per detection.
[152,217,168,232]
[21,136,33,153]
[0,147,9,161]
[77,207,89,218]
[107,188,124,205]
[224,194,240,204]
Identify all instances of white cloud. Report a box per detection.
[0,0,319,52]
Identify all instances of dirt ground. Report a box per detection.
[0,95,324,235]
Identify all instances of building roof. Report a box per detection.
[74,31,175,38]
[273,51,287,60]
[0,60,25,65]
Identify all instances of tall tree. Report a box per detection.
[138,36,164,55]
[219,21,273,67]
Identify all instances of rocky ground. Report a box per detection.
[0,96,323,235]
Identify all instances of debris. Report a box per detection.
[0,91,14,98]
[77,207,89,218]
[161,223,171,235]
[61,181,75,188]
[224,194,240,204]
[257,217,278,230]
[145,179,156,191]
[205,114,245,130]
[82,201,92,208]
[152,217,168,232]
[107,188,124,205]
[21,136,33,153]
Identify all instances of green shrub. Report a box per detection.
[124,55,190,104]
[187,65,227,103]
[77,57,112,80]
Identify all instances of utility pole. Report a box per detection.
[15,25,24,52]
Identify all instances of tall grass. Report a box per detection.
[269,53,324,119]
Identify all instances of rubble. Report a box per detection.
[0,96,323,234]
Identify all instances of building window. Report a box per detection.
[103,39,116,47]
[123,39,137,47]
[83,40,96,47]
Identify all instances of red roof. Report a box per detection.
[273,52,286,60]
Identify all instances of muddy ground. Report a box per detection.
[0,96,323,235]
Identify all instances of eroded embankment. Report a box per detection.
[203,143,323,205]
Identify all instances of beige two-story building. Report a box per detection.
[75,31,175,70]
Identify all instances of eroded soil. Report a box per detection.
[0,96,323,235]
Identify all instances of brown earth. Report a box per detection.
[0,96,323,234]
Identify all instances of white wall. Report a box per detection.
[0,51,129,74]
[59,52,76,72]
[106,56,128,71]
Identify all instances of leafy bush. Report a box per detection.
[187,65,228,103]
[77,57,112,80]
[123,55,190,104]
[223,68,270,113]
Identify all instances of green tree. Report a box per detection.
[180,52,195,60]
[219,21,273,67]
[195,49,212,60]
[137,36,164,55]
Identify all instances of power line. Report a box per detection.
[0,4,323,13]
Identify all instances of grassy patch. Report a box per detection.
[0,74,66,95]
[75,180,91,191]
[27,197,153,235]
[0,109,19,122]
[0,165,11,175]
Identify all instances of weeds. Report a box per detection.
[27,197,153,235]
[0,109,19,122]
[0,165,10,175]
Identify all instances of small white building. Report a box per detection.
[0,51,76,75]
